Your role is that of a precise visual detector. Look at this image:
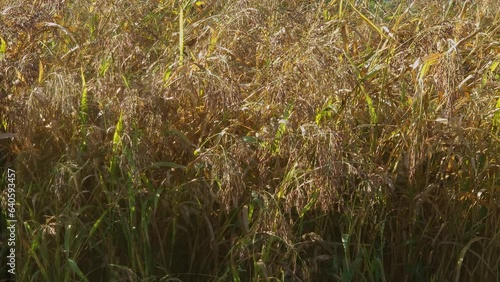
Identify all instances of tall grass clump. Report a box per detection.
[1,0,499,281]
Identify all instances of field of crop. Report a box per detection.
[1,0,499,281]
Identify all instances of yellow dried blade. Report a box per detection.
[348,1,387,39]
[38,60,44,84]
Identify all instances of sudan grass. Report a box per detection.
[1,0,499,281]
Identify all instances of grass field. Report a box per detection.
[1,0,499,281]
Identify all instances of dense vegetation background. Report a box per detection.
[1,0,499,281]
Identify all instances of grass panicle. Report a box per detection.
[1,0,499,281]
